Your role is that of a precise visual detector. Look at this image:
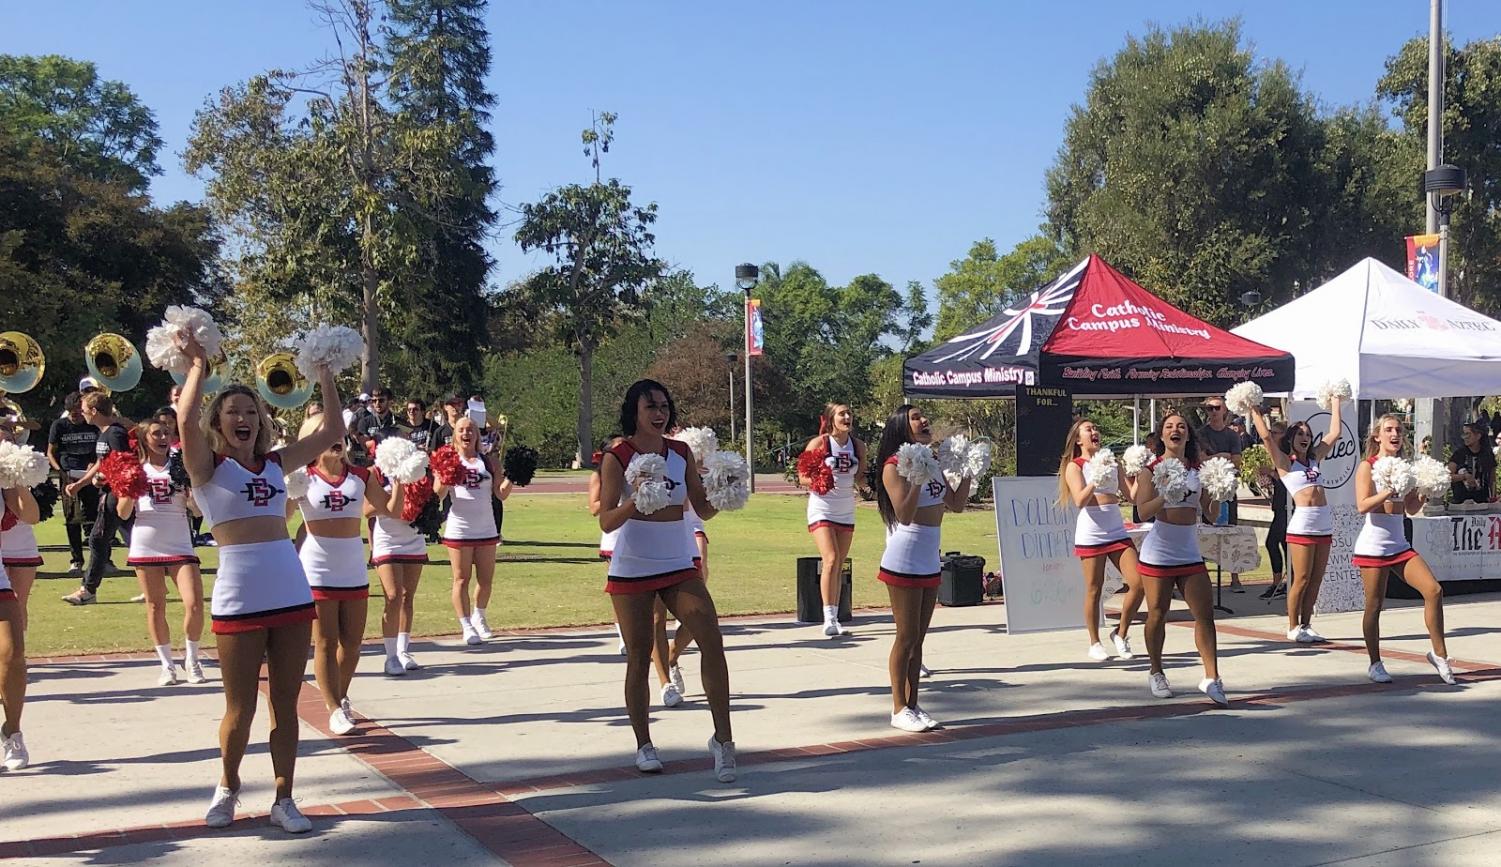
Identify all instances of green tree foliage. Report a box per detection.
[932,236,1071,341]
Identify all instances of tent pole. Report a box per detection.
[1150,398,1158,434]
[1133,396,1141,445]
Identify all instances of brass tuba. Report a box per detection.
[85,333,143,393]
[171,351,226,396]
[255,352,313,409]
[0,331,45,394]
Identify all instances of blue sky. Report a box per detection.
[4,1,1495,302]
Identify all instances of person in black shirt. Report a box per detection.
[429,396,465,451]
[402,397,436,451]
[47,392,100,572]
[1448,422,1497,505]
[62,392,133,605]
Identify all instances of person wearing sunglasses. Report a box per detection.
[1197,398,1246,592]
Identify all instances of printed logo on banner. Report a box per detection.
[1299,411,1359,491]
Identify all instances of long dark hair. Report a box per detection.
[619,379,677,438]
[1153,412,1201,468]
[1280,421,1314,466]
[875,404,917,529]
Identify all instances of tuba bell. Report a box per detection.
[85,333,143,393]
[171,351,226,396]
[255,352,313,410]
[0,331,45,394]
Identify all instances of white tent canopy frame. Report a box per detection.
[1232,257,1501,399]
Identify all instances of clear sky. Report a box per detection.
[4,1,1496,302]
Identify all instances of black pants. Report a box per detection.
[63,483,102,566]
[83,493,133,593]
[1266,481,1288,577]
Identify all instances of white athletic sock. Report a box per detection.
[154,644,173,668]
[397,632,410,655]
[473,607,486,621]
[185,639,200,663]
[383,637,398,657]
[458,616,472,631]
[823,605,838,623]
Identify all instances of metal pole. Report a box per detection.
[1426,0,1443,235]
[744,297,755,494]
[728,365,736,441]
[1133,396,1141,445]
[1438,223,1450,299]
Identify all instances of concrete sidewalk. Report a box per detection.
[5,592,1500,865]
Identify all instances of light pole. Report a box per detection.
[726,351,737,441]
[1424,164,1467,299]
[736,263,759,493]
[1416,0,1450,455]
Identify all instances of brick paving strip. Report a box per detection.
[7,621,1496,863]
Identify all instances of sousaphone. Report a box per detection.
[85,333,143,393]
[255,352,313,409]
[0,331,44,394]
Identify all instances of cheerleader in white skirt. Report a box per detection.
[874,405,970,733]
[435,417,512,646]
[1354,414,1454,685]
[368,465,428,676]
[1133,413,1227,706]
[0,481,34,771]
[598,379,735,783]
[800,403,865,637]
[116,418,205,686]
[1058,418,1146,663]
[0,460,41,633]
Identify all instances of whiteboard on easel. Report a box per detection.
[994,475,1096,634]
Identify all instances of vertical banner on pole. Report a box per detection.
[745,299,764,356]
[1015,384,1073,476]
[1289,400,1364,612]
[1405,234,1441,292]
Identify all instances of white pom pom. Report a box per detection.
[1411,455,1450,500]
[1199,456,1239,502]
[1084,449,1118,493]
[1316,378,1352,411]
[962,439,992,480]
[895,442,939,486]
[283,466,309,501]
[624,453,669,515]
[674,427,719,465]
[632,480,669,515]
[1152,457,1190,503]
[146,306,223,373]
[1123,445,1153,476]
[375,437,428,484]
[0,442,49,489]
[1372,456,1415,497]
[703,450,750,511]
[1224,381,1263,416]
[287,325,364,378]
[936,434,970,479]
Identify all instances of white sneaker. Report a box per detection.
[1303,626,1326,643]
[1198,677,1229,707]
[130,592,147,603]
[472,613,494,640]
[669,663,685,695]
[1288,626,1312,643]
[1368,661,1393,683]
[912,706,941,731]
[1111,632,1135,660]
[1148,672,1173,698]
[2,731,28,771]
[399,651,422,671]
[384,656,407,677]
[890,708,928,733]
[463,625,483,646]
[269,797,312,834]
[1427,651,1457,685]
[158,665,179,686]
[635,743,663,773]
[1087,642,1109,661]
[709,736,737,783]
[185,659,208,684]
[340,697,354,719]
[919,663,933,678]
[204,785,238,828]
[328,708,356,736]
[661,683,683,708]
[618,639,627,655]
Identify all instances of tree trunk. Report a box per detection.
[577,342,593,468]
[361,212,380,394]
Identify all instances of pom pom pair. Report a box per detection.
[99,450,150,499]
[1199,456,1239,501]
[0,441,49,490]
[375,438,430,484]
[1151,457,1190,504]
[932,434,991,487]
[430,445,466,486]
[797,448,835,495]
[1224,381,1263,417]
[285,325,364,378]
[625,453,670,515]
[704,451,750,511]
[1372,456,1416,498]
[1084,449,1119,493]
[1316,378,1352,411]
[145,306,223,374]
[674,427,719,465]
[1411,455,1450,500]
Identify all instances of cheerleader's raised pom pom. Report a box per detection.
[937,434,970,479]
[1224,381,1263,417]
[503,446,539,487]
[1152,456,1190,502]
[99,450,150,499]
[1372,456,1416,497]
[1411,455,1450,500]
[1123,445,1153,477]
[146,306,223,374]
[287,325,364,378]
[375,437,429,484]
[675,427,719,465]
[1200,456,1239,502]
[1316,378,1352,411]
[963,439,993,480]
[704,450,751,511]
[1084,449,1118,493]
[895,442,939,486]
[797,448,835,495]
[283,466,310,501]
[430,445,465,486]
[0,441,50,489]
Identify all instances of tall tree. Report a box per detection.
[897,280,934,354]
[514,113,666,465]
[932,235,1069,341]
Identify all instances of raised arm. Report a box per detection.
[1134,467,1166,521]
[1354,462,1392,514]
[944,475,971,512]
[1312,397,1343,462]
[1249,405,1290,471]
[175,339,216,487]
[273,365,345,469]
[5,486,39,525]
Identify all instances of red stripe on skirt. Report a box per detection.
[370,554,428,566]
[1074,539,1132,558]
[1,557,44,567]
[0,589,15,601]
[1138,561,1207,578]
[808,520,855,534]
[442,536,499,549]
[877,568,940,589]
[211,604,316,634]
[311,585,370,601]
[1352,550,1417,569]
[126,555,200,567]
[605,569,700,595]
[1286,534,1332,547]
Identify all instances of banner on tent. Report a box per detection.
[1405,234,1441,292]
[1289,401,1364,613]
[993,476,1088,634]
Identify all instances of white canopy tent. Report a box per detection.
[1232,257,1501,398]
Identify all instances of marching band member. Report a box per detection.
[435,417,511,645]
[800,403,865,637]
[177,334,343,834]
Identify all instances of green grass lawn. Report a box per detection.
[21,493,1272,656]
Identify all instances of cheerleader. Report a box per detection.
[291,420,389,734]
[176,334,343,834]
[1133,413,1228,706]
[0,430,41,633]
[435,417,512,645]
[1250,399,1343,643]
[1355,414,1454,685]
[116,418,206,685]
[590,434,627,655]
[1,485,34,770]
[1057,419,1146,662]
[598,379,735,782]
[800,403,865,637]
[875,405,969,733]
[368,464,427,676]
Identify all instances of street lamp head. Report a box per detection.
[1424,164,1468,218]
[735,263,759,292]
[725,351,738,364]
[1239,289,1262,307]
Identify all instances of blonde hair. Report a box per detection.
[132,418,170,463]
[819,403,849,435]
[203,385,274,456]
[1056,418,1092,507]
[1365,412,1406,459]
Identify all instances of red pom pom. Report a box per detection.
[797,448,836,495]
[430,445,465,486]
[100,450,150,499]
[401,475,435,522]
[1,510,16,532]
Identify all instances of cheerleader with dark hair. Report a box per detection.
[800,403,865,637]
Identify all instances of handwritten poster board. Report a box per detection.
[1015,385,1073,476]
[994,475,1090,634]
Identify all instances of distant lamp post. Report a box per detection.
[736,263,759,493]
[1423,164,1468,299]
[1238,289,1262,307]
[725,351,738,441]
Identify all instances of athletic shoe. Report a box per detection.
[158,665,179,686]
[340,697,354,719]
[269,797,312,834]
[462,626,483,646]
[61,589,95,606]
[890,708,928,733]
[661,683,683,708]
[669,663,685,695]
[1258,583,1280,600]
[1087,642,1109,661]
[1198,677,1229,707]
[1368,661,1393,684]
[1288,626,1313,643]
[1110,632,1135,660]
[130,593,147,603]
[384,656,407,677]
[635,743,663,773]
[912,706,941,731]
[186,659,208,684]
[67,562,84,577]
[2,732,28,771]
[919,663,933,678]
[204,786,238,828]
[617,639,627,655]
[328,708,356,735]
[1148,672,1173,699]
[1271,585,1287,599]
[1302,626,1326,643]
[709,736,737,783]
[1427,651,1457,685]
[472,613,494,640]
[399,651,422,672]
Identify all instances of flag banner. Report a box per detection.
[1406,233,1441,292]
[746,298,764,357]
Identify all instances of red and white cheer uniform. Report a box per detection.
[1,504,42,569]
[442,455,499,548]
[605,439,699,594]
[1137,461,1206,579]
[296,464,370,600]
[807,435,858,533]
[876,455,947,589]
[1072,457,1133,558]
[369,467,428,567]
[1352,456,1416,569]
[1283,459,1333,547]
[126,460,199,567]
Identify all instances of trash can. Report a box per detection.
[796,557,853,623]
[939,551,985,607]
